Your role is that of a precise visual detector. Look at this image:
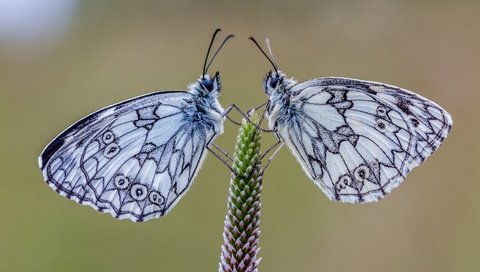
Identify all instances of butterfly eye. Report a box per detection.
[269,77,279,88]
[202,79,214,91]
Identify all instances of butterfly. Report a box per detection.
[38,29,235,222]
[250,37,453,203]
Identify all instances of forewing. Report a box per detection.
[275,77,452,203]
[39,91,217,221]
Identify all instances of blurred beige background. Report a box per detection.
[0,1,478,271]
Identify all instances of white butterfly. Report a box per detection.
[250,38,453,203]
[39,29,234,222]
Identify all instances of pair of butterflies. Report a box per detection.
[39,29,452,222]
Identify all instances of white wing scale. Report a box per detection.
[40,91,220,221]
[271,77,452,203]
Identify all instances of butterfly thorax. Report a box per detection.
[185,78,225,134]
[266,77,299,130]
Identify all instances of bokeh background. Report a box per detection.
[1,1,478,271]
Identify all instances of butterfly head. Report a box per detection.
[191,72,221,97]
[263,70,295,96]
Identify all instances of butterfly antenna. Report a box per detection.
[205,34,235,74]
[203,28,222,79]
[265,38,279,72]
[249,36,279,74]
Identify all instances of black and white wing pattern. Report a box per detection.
[39,91,222,222]
[270,77,452,203]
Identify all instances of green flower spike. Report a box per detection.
[219,110,263,272]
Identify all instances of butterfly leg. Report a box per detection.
[253,101,267,111]
[260,140,284,171]
[212,142,233,161]
[223,104,250,126]
[254,100,275,133]
[226,116,242,126]
[207,146,250,179]
[206,127,260,179]
[206,134,240,176]
[207,146,241,176]
[223,104,274,133]
[260,139,282,160]
[251,100,275,133]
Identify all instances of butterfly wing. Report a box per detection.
[39,91,220,221]
[271,77,452,203]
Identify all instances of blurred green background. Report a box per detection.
[0,1,478,271]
